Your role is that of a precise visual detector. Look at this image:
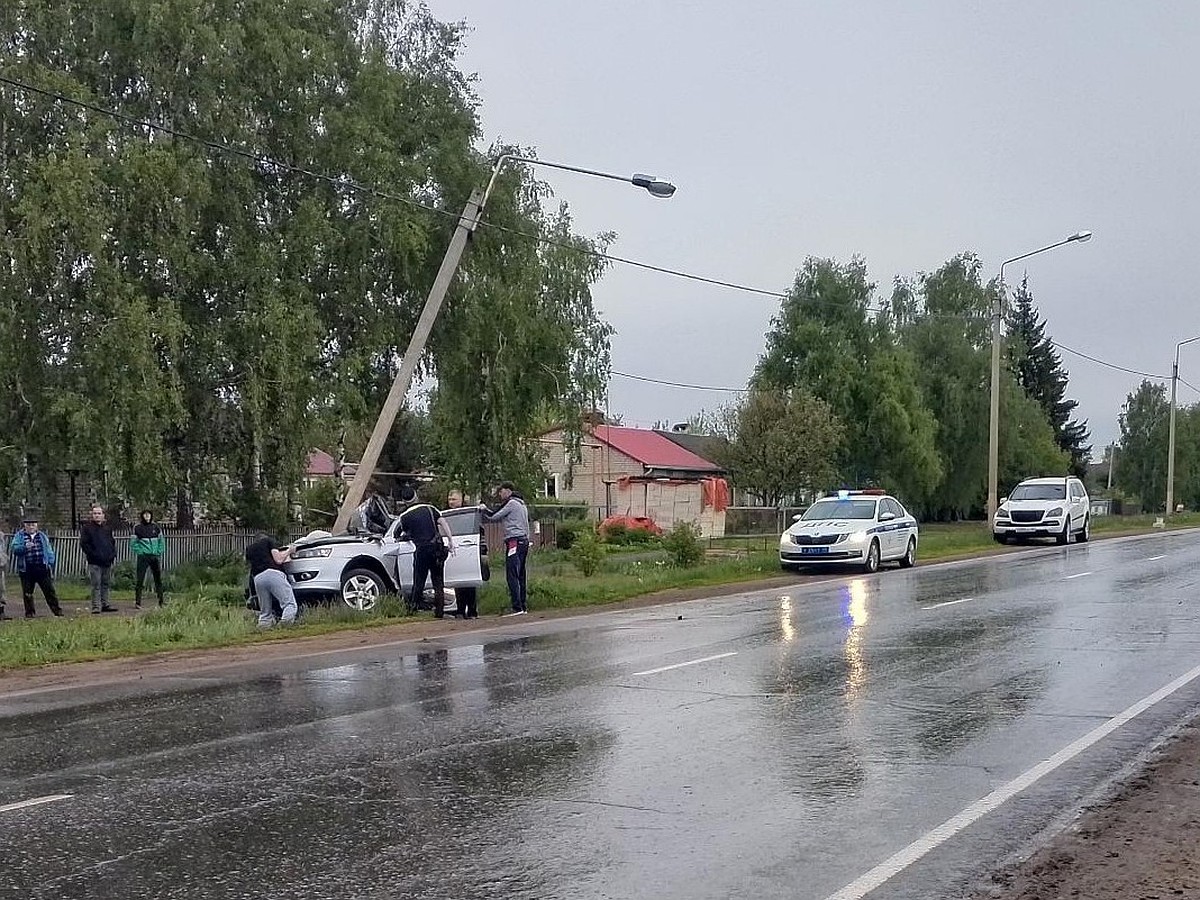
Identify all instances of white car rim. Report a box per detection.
[906,541,915,565]
[342,575,379,611]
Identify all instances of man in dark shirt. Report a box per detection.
[79,505,118,613]
[398,486,455,619]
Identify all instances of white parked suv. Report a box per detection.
[993,476,1091,545]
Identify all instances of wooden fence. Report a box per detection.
[10,523,555,581]
[9,528,300,581]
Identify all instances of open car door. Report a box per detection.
[441,507,486,587]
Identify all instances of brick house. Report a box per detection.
[538,426,729,537]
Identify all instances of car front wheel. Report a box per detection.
[1077,515,1090,542]
[1056,517,1071,546]
[899,538,917,568]
[341,568,385,611]
[863,540,881,574]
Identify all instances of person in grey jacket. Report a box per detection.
[480,482,530,616]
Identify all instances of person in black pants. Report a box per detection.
[131,510,167,608]
[9,516,64,618]
[398,486,455,618]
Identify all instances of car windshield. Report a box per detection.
[1010,484,1066,501]
[802,499,877,521]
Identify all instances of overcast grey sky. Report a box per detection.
[429,0,1200,451]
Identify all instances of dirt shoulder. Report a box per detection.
[974,722,1200,899]
[0,573,799,696]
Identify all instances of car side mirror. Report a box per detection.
[1000,496,1008,504]
[879,512,896,523]
[792,514,803,522]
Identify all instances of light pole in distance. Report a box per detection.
[1166,334,1200,516]
[987,230,1092,525]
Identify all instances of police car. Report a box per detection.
[779,489,919,574]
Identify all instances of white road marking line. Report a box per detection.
[632,652,737,677]
[926,598,973,609]
[1065,571,1093,579]
[0,794,72,815]
[824,659,1200,900]
[1148,555,1166,561]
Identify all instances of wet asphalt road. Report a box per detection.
[3,532,1200,900]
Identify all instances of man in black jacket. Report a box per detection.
[398,486,455,618]
[80,505,118,614]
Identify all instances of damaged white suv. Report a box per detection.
[993,476,1091,545]
[283,505,489,611]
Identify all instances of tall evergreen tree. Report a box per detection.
[1006,277,1092,476]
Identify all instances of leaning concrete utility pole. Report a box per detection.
[332,189,485,533]
[331,154,676,534]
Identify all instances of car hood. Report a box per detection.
[785,519,865,536]
[293,533,381,549]
[1001,499,1066,511]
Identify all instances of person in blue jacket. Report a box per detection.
[10,515,64,618]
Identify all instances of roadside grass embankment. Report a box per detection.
[2,515,1197,671]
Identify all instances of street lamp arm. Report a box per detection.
[1000,238,1073,274]
[1175,334,1200,362]
[998,232,1093,288]
[479,153,675,218]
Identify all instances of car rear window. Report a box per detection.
[1010,484,1066,501]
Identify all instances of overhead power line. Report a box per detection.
[1050,341,1170,380]
[615,342,1179,396]
[0,73,989,322]
[1,72,1186,390]
[1179,377,1200,397]
[610,370,746,392]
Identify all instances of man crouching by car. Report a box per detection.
[245,534,297,629]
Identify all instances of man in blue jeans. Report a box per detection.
[480,482,529,616]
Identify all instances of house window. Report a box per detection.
[543,474,561,499]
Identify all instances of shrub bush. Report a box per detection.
[568,527,605,577]
[663,521,704,568]
[556,518,592,551]
[601,521,629,544]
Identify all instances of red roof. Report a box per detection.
[306,449,338,477]
[592,426,722,472]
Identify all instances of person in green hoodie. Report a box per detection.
[132,510,166,608]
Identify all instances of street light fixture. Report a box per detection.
[986,230,1093,525]
[1166,335,1200,516]
[333,153,676,533]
